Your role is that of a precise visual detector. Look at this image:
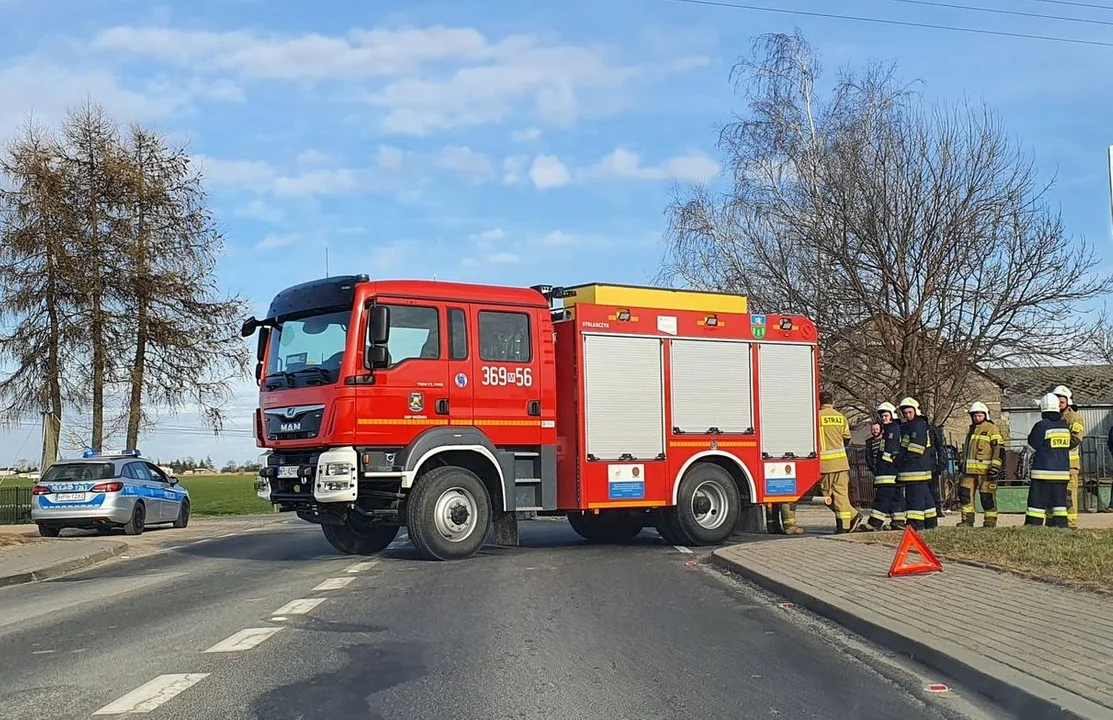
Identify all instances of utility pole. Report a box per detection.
[325,246,330,278]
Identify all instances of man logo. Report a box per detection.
[284,407,298,419]
[280,422,302,433]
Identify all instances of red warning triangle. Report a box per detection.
[888,526,943,577]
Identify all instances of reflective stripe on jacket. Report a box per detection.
[897,415,933,482]
[1061,407,1083,470]
[818,404,851,473]
[964,420,1003,475]
[1029,417,1071,482]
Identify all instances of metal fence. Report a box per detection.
[0,486,32,525]
[834,436,1113,512]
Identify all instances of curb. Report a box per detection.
[0,541,130,588]
[710,547,1111,720]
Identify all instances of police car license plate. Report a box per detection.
[277,466,299,479]
[55,492,86,502]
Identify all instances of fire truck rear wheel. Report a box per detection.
[674,463,741,545]
[321,518,400,555]
[566,510,644,543]
[406,465,492,561]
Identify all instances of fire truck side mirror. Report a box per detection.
[368,305,390,345]
[365,304,391,369]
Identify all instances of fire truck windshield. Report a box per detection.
[264,310,349,389]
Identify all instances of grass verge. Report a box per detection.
[0,534,37,548]
[1,474,273,517]
[177,475,274,516]
[844,526,1113,594]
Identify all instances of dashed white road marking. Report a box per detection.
[31,650,54,655]
[204,627,282,653]
[190,539,211,545]
[271,598,325,616]
[92,673,208,715]
[673,546,693,554]
[345,560,379,573]
[312,577,354,591]
[270,616,287,622]
[218,532,238,538]
[156,546,184,554]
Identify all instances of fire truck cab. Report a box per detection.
[243,276,822,561]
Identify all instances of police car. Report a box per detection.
[31,450,190,537]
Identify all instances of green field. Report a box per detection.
[0,473,274,517]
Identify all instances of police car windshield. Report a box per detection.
[265,310,349,389]
[42,463,116,481]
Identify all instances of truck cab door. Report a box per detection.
[470,304,542,449]
[359,298,449,442]
[446,306,475,428]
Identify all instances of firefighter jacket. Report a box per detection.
[818,403,851,473]
[897,415,934,483]
[963,420,1004,476]
[874,420,901,484]
[1061,406,1083,471]
[865,433,883,474]
[1028,415,1071,482]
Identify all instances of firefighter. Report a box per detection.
[765,502,804,535]
[1052,385,1083,529]
[895,397,937,530]
[861,401,903,531]
[959,401,1004,528]
[1025,392,1071,528]
[818,391,861,533]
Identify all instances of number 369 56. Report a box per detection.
[481,366,533,387]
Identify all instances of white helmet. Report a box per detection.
[1039,392,1060,413]
[968,401,989,416]
[898,397,920,413]
[877,401,896,417]
[1051,385,1072,401]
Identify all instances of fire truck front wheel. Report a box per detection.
[673,462,742,545]
[321,517,400,556]
[405,465,492,561]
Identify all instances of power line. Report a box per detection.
[1028,0,1113,11]
[662,0,1113,48]
[879,0,1113,28]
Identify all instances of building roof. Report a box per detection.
[990,365,1113,409]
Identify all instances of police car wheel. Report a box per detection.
[567,510,643,543]
[406,465,491,561]
[173,499,191,529]
[123,501,146,536]
[674,463,741,545]
[38,524,60,538]
[321,519,399,555]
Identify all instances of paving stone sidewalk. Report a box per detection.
[713,535,1113,720]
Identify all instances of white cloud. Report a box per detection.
[470,228,506,242]
[539,230,579,246]
[584,147,720,182]
[193,155,274,190]
[502,155,526,184]
[273,168,360,197]
[529,154,571,189]
[436,145,493,183]
[296,149,335,165]
[376,145,407,172]
[488,252,518,264]
[236,199,283,222]
[511,127,542,142]
[254,233,298,250]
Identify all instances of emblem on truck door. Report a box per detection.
[408,392,425,413]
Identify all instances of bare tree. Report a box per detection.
[0,119,87,455]
[56,100,130,451]
[657,29,1113,424]
[114,124,250,446]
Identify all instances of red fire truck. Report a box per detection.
[242,277,822,561]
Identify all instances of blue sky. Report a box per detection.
[1,0,1111,466]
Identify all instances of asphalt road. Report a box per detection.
[0,518,999,719]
